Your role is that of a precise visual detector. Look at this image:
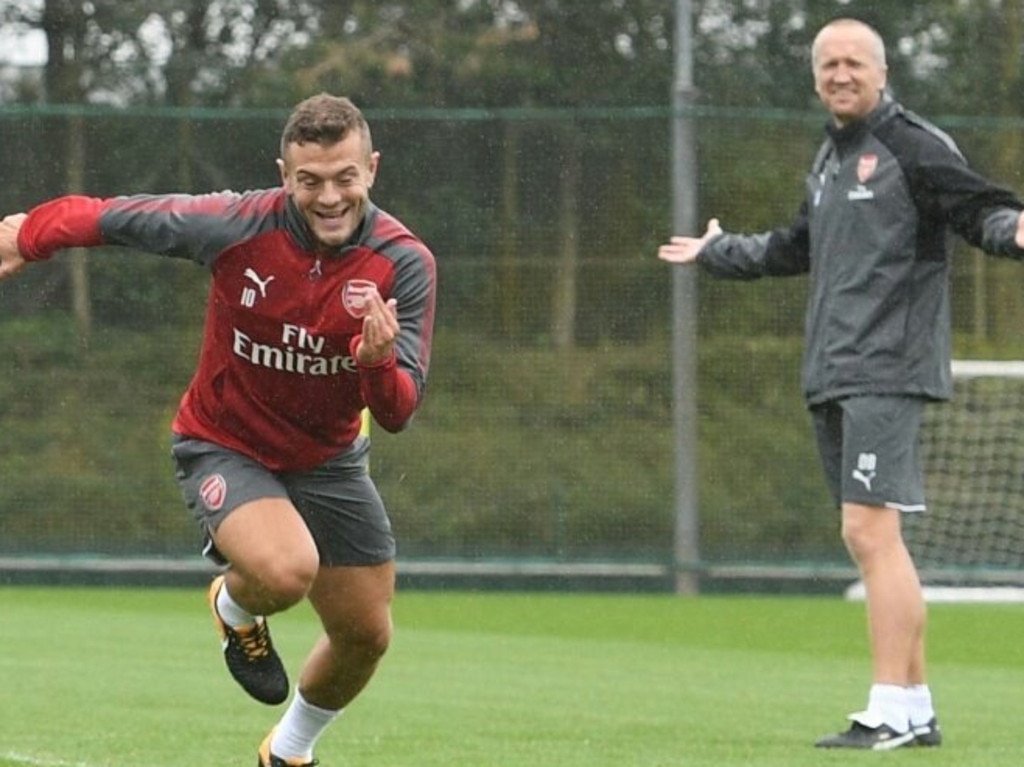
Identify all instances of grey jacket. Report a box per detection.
[697,95,1024,406]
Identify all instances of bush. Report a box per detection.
[2,318,843,565]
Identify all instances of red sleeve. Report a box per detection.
[18,196,106,261]
[348,335,420,432]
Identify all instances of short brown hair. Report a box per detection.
[280,94,373,160]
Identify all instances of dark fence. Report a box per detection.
[2,104,1024,587]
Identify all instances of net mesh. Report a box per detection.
[909,361,1024,583]
[4,108,1024,586]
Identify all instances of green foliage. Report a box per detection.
[356,330,681,559]
[86,248,211,330]
[0,317,199,556]
[0,314,844,564]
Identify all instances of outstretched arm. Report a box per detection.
[657,218,723,265]
[0,214,28,281]
[1016,211,1024,249]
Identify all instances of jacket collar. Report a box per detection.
[825,91,900,149]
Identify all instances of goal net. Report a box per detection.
[858,360,1024,601]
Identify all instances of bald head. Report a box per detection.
[812,19,889,126]
[812,19,887,70]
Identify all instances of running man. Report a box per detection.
[0,93,437,767]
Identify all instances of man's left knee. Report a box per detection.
[331,613,392,660]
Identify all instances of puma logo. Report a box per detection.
[244,268,275,297]
[853,452,877,492]
[852,469,875,491]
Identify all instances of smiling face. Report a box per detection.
[278,132,379,252]
[812,20,888,127]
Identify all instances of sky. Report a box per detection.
[0,26,46,67]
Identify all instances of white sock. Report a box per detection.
[271,690,343,761]
[906,684,935,727]
[215,580,257,628]
[852,684,909,732]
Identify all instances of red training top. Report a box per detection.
[18,189,436,472]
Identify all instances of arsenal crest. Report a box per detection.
[342,279,378,318]
[857,153,878,184]
[199,474,227,511]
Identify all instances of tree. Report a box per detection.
[40,0,93,344]
[7,0,1024,346]
[266,0,673,347]
[0,0,324,331]
[688,0,1024,343]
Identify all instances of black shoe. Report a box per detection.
[257,729,319,767]
[913,717,943,747]
[815,721,916,750]
[208,575,289,705]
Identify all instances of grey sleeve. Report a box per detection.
[698,232,775,279]
[387,244,437,394]
[97,190,280,268]
[981,208,1024,259]
[698,227,811,280]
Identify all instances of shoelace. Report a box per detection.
[235,619,272,661]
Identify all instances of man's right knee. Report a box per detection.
[254,556,319,605]
[213,498,321,609]
[227,553,319,613]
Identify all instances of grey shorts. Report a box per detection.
[810,395,927,512]
[171,435,396,567]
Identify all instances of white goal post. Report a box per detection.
[847,359,1024,603]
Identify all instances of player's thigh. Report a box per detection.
[214,497,320,582]
[308,561,396,641]
[172,436,319,575]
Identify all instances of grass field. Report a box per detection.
[0,587,1021,767]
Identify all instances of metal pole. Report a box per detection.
[671,0,700,594]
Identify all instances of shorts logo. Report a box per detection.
[852,453,877,491]
[199,474,227,511]
[342,279,378,319]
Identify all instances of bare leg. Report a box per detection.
[299,561,396,710]
[211,497,321,615]
[841,503,926,685]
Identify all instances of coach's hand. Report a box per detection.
[657,218,723,265]
[0,213,28,282]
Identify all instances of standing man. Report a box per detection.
[0,94,436,767]
[659,18,1024,750]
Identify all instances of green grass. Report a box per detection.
[0,588,1021,766]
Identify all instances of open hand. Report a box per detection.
[0,213,28,281]
[657,218,723,265]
